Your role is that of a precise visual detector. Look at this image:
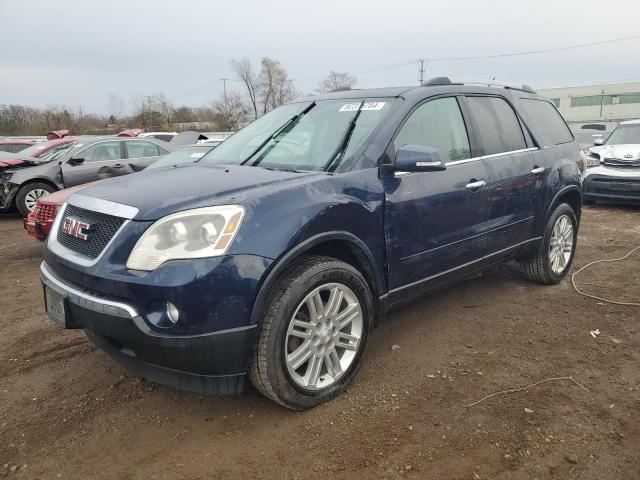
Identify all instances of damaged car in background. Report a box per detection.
[583,119,640,204]
[1,137,173,216]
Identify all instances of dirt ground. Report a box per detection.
[1,204,639,480]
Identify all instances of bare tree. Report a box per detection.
[211,91,248,131]
[106,93,126,121]
[232,58,259,120]
[259,57,295,114]
[317,71,357,93]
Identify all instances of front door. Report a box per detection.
[62,140,127,187]
[384,96,490,294]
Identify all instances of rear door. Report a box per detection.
[124,140,169,171]
[384,96,490,293]
[61,140,126,187]
[462,95,542,253]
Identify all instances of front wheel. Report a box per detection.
[15,182,55,217]
[520,203,578,284]
[249,255,373,409]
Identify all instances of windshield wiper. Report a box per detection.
[322,100,365,171]
[241,102,316,166]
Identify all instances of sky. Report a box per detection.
[1,0,640,114]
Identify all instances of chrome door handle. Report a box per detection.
[466,180,486,190]
[531,166,545,174]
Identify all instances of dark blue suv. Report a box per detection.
[41,78,582,409]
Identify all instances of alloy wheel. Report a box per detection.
[549,214,574,275]
[24,188,49,212]
[284,282,363,391]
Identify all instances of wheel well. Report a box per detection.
[554,189,582,219]
[11,179,58,208]
[303,240,380,298]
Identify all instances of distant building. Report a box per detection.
[538,82,640,129]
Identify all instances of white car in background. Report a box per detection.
[583,119,640,204]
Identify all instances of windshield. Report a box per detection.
[147,146,214,169]
[19,143,49,157]
[201,99,398,171]
[35,143,75,162]
[605,124,640,145]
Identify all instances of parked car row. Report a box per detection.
[24,144,215,240]
[39,78,584,409]
[0,130,214,217]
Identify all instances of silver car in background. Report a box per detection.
[583,119,640,204]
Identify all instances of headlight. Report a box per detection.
[126,205,245,271]
[0,172,12,185]
[585,150,601,168]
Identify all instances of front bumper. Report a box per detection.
[583,165,640,203]
[24,212,53,241]
[40,261,259,394]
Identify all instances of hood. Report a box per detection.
[40,183,94,206]
[0,152,39,172]
[591,144,640,167]
[77,163,323,220]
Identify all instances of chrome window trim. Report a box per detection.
[41,262,138,318]
[46,198,136,267]
[446,147,539,166]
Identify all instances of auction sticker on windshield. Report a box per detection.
[339,102,386,112]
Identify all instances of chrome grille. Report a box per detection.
[56,204,126,259]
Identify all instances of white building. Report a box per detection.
[538,81,640,129]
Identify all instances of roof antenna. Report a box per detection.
[488,76,496,87]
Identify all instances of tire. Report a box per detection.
[520,203,578,285]
[15,182,55,217]
[249,255,374,409]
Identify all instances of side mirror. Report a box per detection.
[593,139,604,146]
[68,157,85,165]
[393,145,446,172]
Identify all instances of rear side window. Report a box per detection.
[465,96,527,155]
[126,140,162,158]
[393,97,471,163]
[519,99,574,145]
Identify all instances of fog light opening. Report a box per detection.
[166,301,180,324]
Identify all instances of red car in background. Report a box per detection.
[24,183,88,240]
[0,139,36,154]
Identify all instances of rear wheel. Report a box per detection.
[249,255,373,409]
[15,182,55,217]
[521,203,578,284]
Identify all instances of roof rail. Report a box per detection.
[422,77,536,94]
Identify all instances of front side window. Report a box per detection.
[126,140,163,158]
[465,96,527,155]
[76,141,121,162]
[393,97,471,163]
[202,99,399,171]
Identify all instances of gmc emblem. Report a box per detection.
[62,217,91,240]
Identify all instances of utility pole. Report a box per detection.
[144,95,152,130]
[418,58,426,85]
[220,78,229,106]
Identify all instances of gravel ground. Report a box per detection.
[1,204,639,479]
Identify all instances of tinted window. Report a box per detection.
[0,145,12,153]
[394,97,471,163]
[77,141,121,162]
[466,96,527,155]
[519,99,574,145]
[127,140,162,158]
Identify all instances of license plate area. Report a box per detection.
[45,286,68,328]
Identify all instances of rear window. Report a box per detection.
[465,96,527,155]
[519,98,574,145]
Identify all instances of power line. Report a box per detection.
[428,34,640,62]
